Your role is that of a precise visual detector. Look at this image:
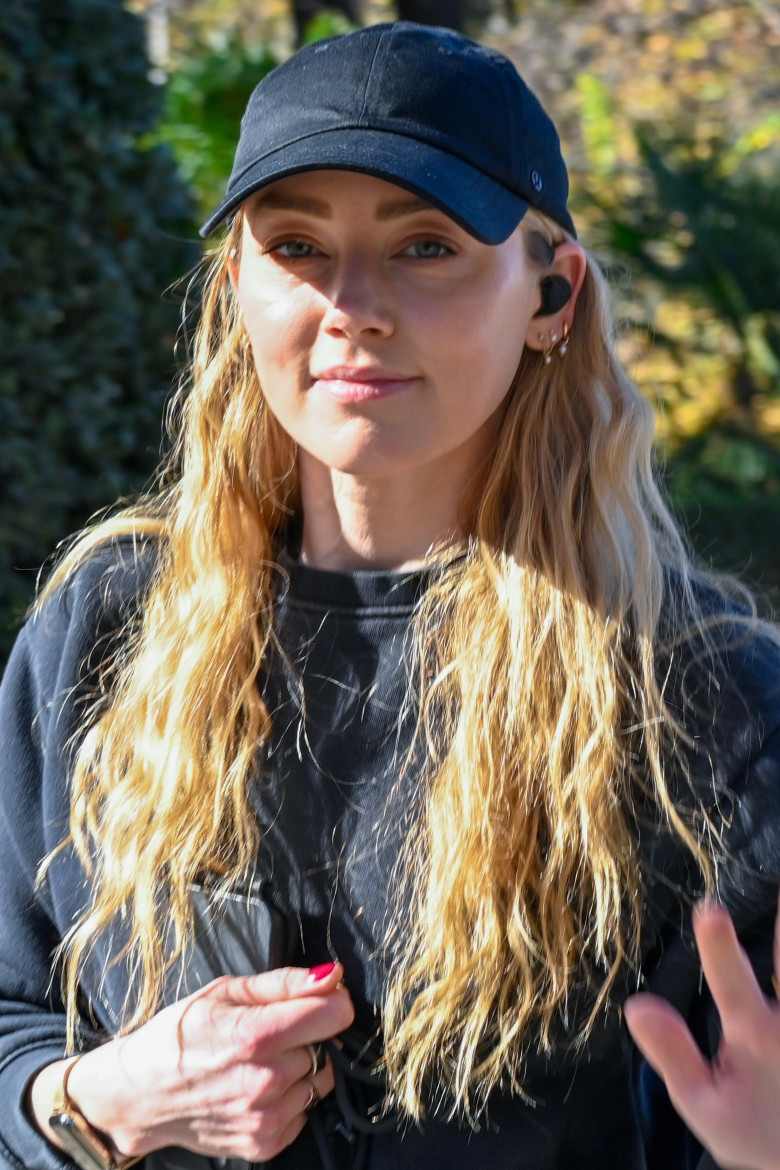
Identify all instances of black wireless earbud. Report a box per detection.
[533,275,572,318]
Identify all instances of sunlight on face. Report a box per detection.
[232,170,543,490]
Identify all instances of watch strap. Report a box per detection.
[49,1054,142,1170]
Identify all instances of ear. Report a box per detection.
[227,244,240,291]
[525,242,588,351]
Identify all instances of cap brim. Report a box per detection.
[199,128,546,244]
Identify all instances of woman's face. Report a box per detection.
[231,170,549,488]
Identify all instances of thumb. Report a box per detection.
[207,961,344,1006]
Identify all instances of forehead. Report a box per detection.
[243,169,466,226]
[237,170,533,264]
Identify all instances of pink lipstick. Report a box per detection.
[311,365,419,402]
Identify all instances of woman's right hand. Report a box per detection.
[31,962,354,1163]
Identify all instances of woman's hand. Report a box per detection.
[624,898,780,1170]
[32,962,354,1163]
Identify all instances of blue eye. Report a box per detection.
[273,240,318,258]
[404,240,453,259]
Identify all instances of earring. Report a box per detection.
[538,322,570,363]
[539,328,558,364]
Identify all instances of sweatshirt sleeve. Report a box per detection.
[0,539,155,1170]
[0,621,82,1170]
[637,628,780,1170]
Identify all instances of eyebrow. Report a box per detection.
[248,189,437,220]
[376,195,437,220]
[250,191,332,216]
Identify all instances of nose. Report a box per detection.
[321,256,394,339]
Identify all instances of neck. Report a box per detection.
[297,457,478,571]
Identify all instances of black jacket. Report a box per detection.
[1,537,779,1170]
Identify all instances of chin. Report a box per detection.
[302,436,431,481]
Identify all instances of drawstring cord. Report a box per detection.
[306,1031,397,1170]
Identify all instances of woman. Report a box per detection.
[1,22,779,1170]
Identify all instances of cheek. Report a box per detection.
[242,287,319,385]
[435,291,527,407]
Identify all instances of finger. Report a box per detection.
[624,993,714,1108]
[177,977,354,1068]
[249,1106,308,1163]
[692,902,766,1040]
[254,986,355,1053]
[207,963,344,1007]
[250,1045,331,1104]
[306,1060,335,1105]
[232,1064,332,1162]
[288,1043,334,1090]
[269,1065,333,1131]
[273,1112,307,1158]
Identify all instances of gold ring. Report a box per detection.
[307,1043,325,1076]
[304,1079,321,1113]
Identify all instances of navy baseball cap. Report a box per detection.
[200,22,576,243]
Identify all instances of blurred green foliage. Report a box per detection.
[147,35,277,219]
[557,1,780,593]
[623,138,780,587]
[300,9,358,42]
[145,9,359,223]
[0,0,200,661]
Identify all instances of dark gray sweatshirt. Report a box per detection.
[2,537,779,1170]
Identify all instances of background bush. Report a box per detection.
[0,0,199,663]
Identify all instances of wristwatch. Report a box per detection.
[48,1055,142,1170]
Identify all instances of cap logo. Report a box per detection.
[531,170,543,192]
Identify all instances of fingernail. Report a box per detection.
[308,961,337,982]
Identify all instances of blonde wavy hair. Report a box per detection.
[43,205,721,1120]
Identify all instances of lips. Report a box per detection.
[312,365,412,383]
[310,365,419,402]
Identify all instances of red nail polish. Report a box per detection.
[308,961,336,982]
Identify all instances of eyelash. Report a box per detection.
[402,240,454,259]
[265,237,457,262]
[269,240,319,259]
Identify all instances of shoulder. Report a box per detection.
[0,535,161,889]
[659,571,780,741]
[36,532,158,638]
[38,531,161,627]
[1,534,160,729]
[657,572,780,918]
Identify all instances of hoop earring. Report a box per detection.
[538,322,570,364]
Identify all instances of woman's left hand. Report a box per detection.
[624,896,780,1170]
